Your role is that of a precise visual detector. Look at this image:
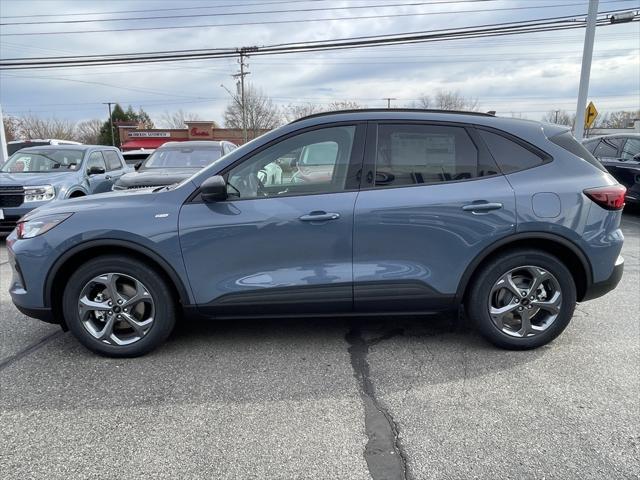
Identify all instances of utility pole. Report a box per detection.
[574,0,599,140]
[233,48,252,143]
[554,110,560,124]
[383,97,397,108]
[103,102,115,146]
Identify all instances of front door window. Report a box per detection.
[226,125,356,199]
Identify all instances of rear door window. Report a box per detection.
[374,124,496,187]
[477,129,546,174]
[593,138,621,158]
[103,150,124,171]
[621,138,640,160]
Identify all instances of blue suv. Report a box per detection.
[6,110,625,357]
[0,145,129,233]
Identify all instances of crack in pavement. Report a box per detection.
[346,325,409,480]
[0,330,64,372]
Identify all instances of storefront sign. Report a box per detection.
[127,132,171,138]
[190,127,211,137]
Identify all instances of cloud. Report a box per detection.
[1,0,638,124]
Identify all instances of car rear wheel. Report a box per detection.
[467,249,576,349]
[63,255,176,357]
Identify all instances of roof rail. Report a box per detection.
[290,108,495,123]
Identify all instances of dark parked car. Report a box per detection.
[113,140,236,190]
[7,110,625,357]
[582,134,640,205]
[121,149,154,167]
[0,145,130,233]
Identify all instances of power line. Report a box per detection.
[3,10,631,62]
[0,1,499,26]
[0,1,630,36]
[0,0,329,19]
[4,0,487,20]
[1,10,637,69]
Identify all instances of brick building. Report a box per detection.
[118,121,268,150]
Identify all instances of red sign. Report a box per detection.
[190,127,210,137]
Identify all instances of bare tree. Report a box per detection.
[75,119,103,144]
[413,90,479,111]
[159,109,207,129]
[282,103,324,123]
[2,115,21,142]
[596,110,640,128]
[326,100,364,111]
[224,84,282,138]
[282,101,365,122]
[542,109,575,126]
[18,114,76,140]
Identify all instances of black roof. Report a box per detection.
[291,108,495,123]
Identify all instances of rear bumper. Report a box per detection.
[582,255,624,302]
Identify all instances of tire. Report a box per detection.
[63,255,176,357]
[467,249,576,350]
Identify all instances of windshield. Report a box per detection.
[1,150,84,173]
[142,146,222,169]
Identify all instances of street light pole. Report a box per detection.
[103,102,115,146]
[574,0,599,140]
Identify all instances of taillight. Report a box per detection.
[583,185,626,210]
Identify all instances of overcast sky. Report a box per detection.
[0,0,638,126]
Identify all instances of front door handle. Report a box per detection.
[462,202,503,213]
[299,211,340,222]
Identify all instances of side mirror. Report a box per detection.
[134,161,142,171]
[201,175,227,202]
[633,153,640,162]
[88,166,106,175]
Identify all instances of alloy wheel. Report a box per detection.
[77,272,155,346]
[488,265,562,338]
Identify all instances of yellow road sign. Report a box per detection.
[585,101,598,129]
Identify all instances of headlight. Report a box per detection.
[16,213,73,239]
[24,185,55,202]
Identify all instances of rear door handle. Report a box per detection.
[299,211,340,222]
[462,202,503,213]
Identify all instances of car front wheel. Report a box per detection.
[63,255,176,357]
[467,249,577,349]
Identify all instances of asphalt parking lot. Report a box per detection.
[1,212,638,480]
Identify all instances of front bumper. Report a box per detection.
[582,255,624,302]
[7,231,59,325]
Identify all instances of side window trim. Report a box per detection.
[187,122,367,203]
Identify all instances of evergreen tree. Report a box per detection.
[97,104,155,146]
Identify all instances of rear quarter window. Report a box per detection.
[549,131,607,173]
[477,129,547,174]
